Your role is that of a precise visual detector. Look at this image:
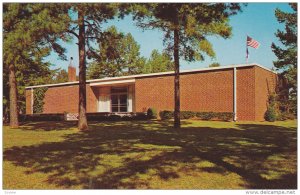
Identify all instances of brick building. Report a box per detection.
[25,63,277,121]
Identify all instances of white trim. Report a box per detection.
[127,85,133,112]
[90,79,135,86]
[98,94,111,112]
[26,81,78,89]
[233,67,237,121]
[25,63,276,89]
[31,88,34,114]
[98,87,111,112]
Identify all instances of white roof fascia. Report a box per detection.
[25,63,276,89]
[89,79,135,87]
[251,63,277,74]
[25,81,79,89]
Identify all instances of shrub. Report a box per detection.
[147,108,157,119]
[158,110,232,121]
[121,115,132,121]
[217,112,233,121]
[134,113,149,120]
[159,110,173,120]
[277,112,296,121]
[87,113,109,121]
[195,112,205,119]
[87,113,148,121]
[264,93,280,122]
[196,112,215,120]
[265,107,278,122]
[21,112,149,122]
[20,114,64,122]
[33,87,48,114]
[180,111,195,119]
[108,115,122,121]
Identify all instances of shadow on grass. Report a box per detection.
[4,120,297,189]
[19,121,78,131]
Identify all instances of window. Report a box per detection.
[111,87,128,112]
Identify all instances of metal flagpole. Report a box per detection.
[246,35,249,64]
[246,47,249,64]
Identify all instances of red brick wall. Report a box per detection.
[43,85,79,113]
[135,69,234,113]
[135,75,174,112]
[25,89,32,114]
[26,84,98,114]
[87,86,98,112]
[236,67,256,121]
[254,66,277,121]
[135,66,270,121]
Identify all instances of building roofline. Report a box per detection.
[25,63,276,89]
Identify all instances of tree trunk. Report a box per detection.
[173,21,181,128]
[9,63,19,128]
[78,9,88,130]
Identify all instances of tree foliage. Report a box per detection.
[144,49,174,73]
[3,3,70,126]
[133,3,242,61]
[88,46,173,79]
[87,26,146,79]
[271,3,297,115]
[209,62,221,67]
[53,69,69,83]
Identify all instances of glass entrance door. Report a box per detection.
[111,87,128,112]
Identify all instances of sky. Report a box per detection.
[45,3,293,72]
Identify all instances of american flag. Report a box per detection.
[247,36,260,49]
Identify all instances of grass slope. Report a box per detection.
[3,120,297,189]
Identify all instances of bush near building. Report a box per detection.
[159,110,233,121]
[147,108,158,119]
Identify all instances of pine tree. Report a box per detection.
[133,3,243,128]
[63,4,122,130]
[87,26,146,79]
[144,49,174,73]
[271,3,297,115]
[123,33,147,75]
[3,4,69,127]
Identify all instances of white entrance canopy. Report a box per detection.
[89,79,135,87]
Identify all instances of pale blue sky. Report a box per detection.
[45,3,293,73]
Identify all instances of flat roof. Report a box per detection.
[25,63,276,89]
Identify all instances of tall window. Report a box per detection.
[111,87,127,112]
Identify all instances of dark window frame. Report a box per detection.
[111,87,128,112]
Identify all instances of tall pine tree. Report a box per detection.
[3,4,69,127]
[271,3,297,115]
[63,4,125,130]
[133,3,243,128]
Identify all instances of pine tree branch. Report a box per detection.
[67,30,79,39]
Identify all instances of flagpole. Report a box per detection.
[246,35,248,64]
[246,47,248,64]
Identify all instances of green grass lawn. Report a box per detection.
[3,120,297,189]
